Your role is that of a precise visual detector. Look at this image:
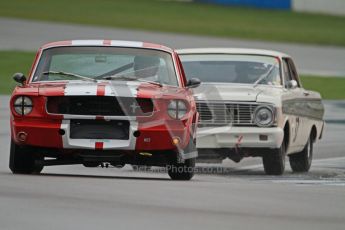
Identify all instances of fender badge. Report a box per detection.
[144,138,151,143]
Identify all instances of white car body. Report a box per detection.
[178,48,325,174]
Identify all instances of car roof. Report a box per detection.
[41,40,173,53]
[176,48,290,58]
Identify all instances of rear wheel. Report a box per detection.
[289,135,313,172]
[262,140,286,175]
[9,140,43,174]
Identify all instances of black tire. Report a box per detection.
[9,140,43,174]
[82,162,100,168]
[168,158,196,180]
[262,140,286,175]
[289,135,313,172]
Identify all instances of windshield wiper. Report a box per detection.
[42,71,97,82]
[102,75,137,81]
[136,79,162,87]
[103,75,162,87]
[253,65,275,88]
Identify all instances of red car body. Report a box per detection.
[9,40,199,180]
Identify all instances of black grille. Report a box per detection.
[196,101,259,126]
[47,96,153,116]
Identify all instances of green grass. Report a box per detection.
[0,0,345,46]
[0,51,344,99]
[300,76,345,100]
[0,51,35,95]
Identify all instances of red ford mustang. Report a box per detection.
[9,40,200,180]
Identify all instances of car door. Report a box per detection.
[287,59,313,147]
[289,59,325,147]
[281,58,306,153]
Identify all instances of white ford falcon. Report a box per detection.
[178,48,325,175]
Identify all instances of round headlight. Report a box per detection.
[168,100,188,119]
[14,96,33,115]
[253,106,274,127]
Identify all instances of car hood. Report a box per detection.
[193,83,261,102]
[193,83,282,103]
[36,81,184,99]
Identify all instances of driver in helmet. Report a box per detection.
[133,55,160,81]
[234,62,280,85]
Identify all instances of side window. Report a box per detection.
[283,59,292,83]
[283,58,300,88]
[287,59,301,87]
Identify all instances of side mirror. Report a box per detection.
[186,78,201,88]
[287,80,298,89]
[13,73,27,85]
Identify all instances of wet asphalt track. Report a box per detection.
[0,95,344,230]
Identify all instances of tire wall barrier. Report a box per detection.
[195,0,345,16]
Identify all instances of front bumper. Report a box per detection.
[11,118,191,151]
[196,126,284,149]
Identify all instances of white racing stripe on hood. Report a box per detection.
[126,81,139,97]
[104,84,115,96]
[106,81,139,97]
[64,83,98,96]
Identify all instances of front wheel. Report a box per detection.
[168,158,196,180]
[82,162,100,168]
[262,140,286,175]
[289,135,313,172]
[9,140,43,174]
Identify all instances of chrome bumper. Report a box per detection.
[196,126,284,149]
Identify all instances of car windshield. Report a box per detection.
[32,46,178,86]
[180,54,282,86]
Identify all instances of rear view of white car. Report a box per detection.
[178,48,325,175]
